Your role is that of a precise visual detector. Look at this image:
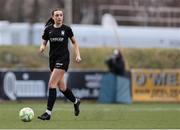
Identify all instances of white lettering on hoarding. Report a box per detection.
[85,74,103,88]
[3,72,46,100]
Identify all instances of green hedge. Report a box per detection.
[0,45,180,70]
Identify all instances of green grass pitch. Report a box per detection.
[0,100,180,129]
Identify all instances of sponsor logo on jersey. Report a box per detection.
[50,37,64,42]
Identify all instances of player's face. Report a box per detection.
[52,10,63,24]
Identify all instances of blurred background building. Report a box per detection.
[0,0,180,48]
[0,0,180,27]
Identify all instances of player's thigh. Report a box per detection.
[49,69,65,87]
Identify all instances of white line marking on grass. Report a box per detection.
[54,107,180,112]
[2,106,180,112]
[130,107,180,112]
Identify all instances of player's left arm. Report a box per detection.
[70,36,82,63]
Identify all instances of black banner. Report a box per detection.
[0,71,4,98]
[67,71,106,99]
[0,70,49,100]
[0,70,107,100]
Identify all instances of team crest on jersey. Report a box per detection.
[61,30,65,36]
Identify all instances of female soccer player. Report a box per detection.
[38,8,81,120]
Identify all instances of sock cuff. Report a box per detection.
[61,87,69,94]
[49,88,57,90]
[74,98,78,104]
[46,109,52,115]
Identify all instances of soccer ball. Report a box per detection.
[19,107,34,122]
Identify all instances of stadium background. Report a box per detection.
[0,0,180,129]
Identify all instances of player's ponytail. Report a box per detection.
[45,18,54,27]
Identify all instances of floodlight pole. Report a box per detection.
[64,0,73,25]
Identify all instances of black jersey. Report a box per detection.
[42,24,74,60]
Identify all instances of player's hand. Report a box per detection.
[39,46,45,53]
[76,56,82,63]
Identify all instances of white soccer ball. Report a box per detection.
[19,107,34,122]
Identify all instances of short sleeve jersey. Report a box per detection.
[42,24,74,60]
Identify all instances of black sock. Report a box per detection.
[61,88,76,103]
[47,88,57,111]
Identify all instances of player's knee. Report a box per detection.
[59,86,66,92]
[59,83,66,91]
[48,81,57,88]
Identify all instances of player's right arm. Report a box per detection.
[39,40,47,53]
[39,26,49,53]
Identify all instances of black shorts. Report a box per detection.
[49,58,69,72]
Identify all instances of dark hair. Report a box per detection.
[45,8,63,27]
[45,18,54,27]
